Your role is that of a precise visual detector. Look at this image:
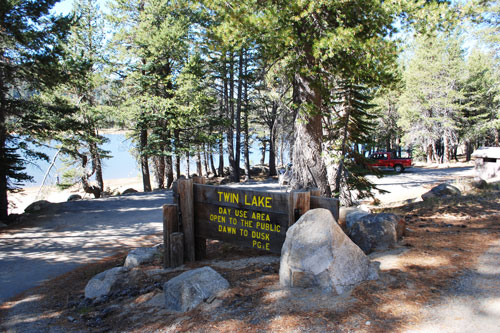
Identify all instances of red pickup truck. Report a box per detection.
[368,151,412,173]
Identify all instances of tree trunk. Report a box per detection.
[140,126,152,192]
[196,149,202,176]
[427,142,433,164]
[0,109,8,221]
[443,133,450,164]
[165,154,174,188]
[243,49,251,181]
[218,86,224,177]
[90,138,104,194]
[153,156,165,189]
[203,145,209,176]
[234,49,243,182]
[465,140,472,162]
[290,74,331,196]
[227,51,237,182]
[174,130,181,178]
[268,102,278,176]
[260,141,266,165]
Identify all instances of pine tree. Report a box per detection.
[43,0,110,198]
[399,34,464,163]
[0,0,72,221]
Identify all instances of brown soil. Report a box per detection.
[2,189,500,332]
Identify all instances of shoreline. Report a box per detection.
[9,176,144,215]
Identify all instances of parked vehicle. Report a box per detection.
[368,151,412,173]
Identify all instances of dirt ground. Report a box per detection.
[1,186,500,332]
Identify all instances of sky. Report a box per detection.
[52,0,108,15]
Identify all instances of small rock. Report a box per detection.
[145,293,165,308]
[347,213,405,254]
[67,316,76,322]
[421,183,461,201]
[163,266,230,312]
[67,194,82,201]
[85,267,126,299]
[366,321,371,326]
[472,179,488,189]
[121,188,138,195]
[124,247,160,268]
[24,200,52,213]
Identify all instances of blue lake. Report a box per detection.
[22,134,278,187]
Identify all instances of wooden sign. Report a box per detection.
[165,178,340,266]
[193,185,290,254]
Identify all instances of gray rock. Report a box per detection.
[24,200,52,213]
[280,208,378,294]
[338,207,370,230]
[163,266,230,312]
[84,267,126,299]
[124,246,161,268]
[67,194,82,202]
[347,213,405,254]
[345,210,371,231]
[472,179,488,189]
[422,183,461,201]
[121,188,138,195]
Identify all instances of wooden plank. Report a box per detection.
[162,204,178,268]
[192,177,207,260]
[288,190,310,226]
[177,179,195,262]
[310,196,340,222]
[170,232,184,267]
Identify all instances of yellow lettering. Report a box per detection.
[232,193,239,203]
[265,197,272,208]
[218,192,223,202]
[224,192,230,202]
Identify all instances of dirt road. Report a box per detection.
[0,191,172,304]
[367,165,475,203]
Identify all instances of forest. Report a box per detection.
[1,0,499,221]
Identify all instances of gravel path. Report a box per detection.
[406,239,500,333]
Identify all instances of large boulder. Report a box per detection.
[124,246,161,268]
[280,208,378,294]
[347,213,405,254]
[421,183,461,201]
[85,267,126,299]
[163,267,230,312]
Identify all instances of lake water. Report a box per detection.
[22,134,279,187]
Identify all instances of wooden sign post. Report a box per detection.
[166,177,339,267]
